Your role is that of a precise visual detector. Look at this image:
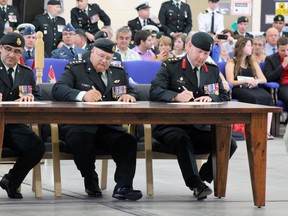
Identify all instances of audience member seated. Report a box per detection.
[101,26,114,40]
[171,33,186,57]
[142,25,160,54]
[132,30,155,60]
[264,37,288,112]
[211,29,234,62]
[264,27,279,56]
[74,28,88,50]
[233,16,253,39]
[115,26,141,61]
[151,36,173,62]
[252,36,266,64]
[226,37,274,139]
[272,14,288,37]
[51,23,86,61]
[22,26,36,65]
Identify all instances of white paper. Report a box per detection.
[169,102,226,105]
[83,101,136,105]
[237,76,254,81]
[0,101,48,104]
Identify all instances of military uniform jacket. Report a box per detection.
[0,5,20,39]
[233,30,254,39]
[150,56,229,135]
[197,8,224,34]
[22,49,35,65]
[158,0,192,36]
[0,61,41,101]
[52,55,138,134]
[127,17,168,41]
[51,45,86,61]
[263,53,283,83]
[71,4,111,36]
[33,13,66,57]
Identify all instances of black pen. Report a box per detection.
[92,86,102,101]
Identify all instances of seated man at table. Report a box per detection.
[0,33,45,199]
[52,38,142,201]
[150,32,237,200]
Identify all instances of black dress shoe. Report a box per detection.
[112,187,142,201]
[0,175,23,199]
[192,184,212,200]
[85,186,102,197]
[84,171,102,197]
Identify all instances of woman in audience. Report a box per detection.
[171,34,186,57]
[211,29,235,62]
[252,36,266,64]
[226,37,274,139]
[151,36,173,62]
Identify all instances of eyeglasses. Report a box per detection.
[267,34,279,37]
[95,51,112,62]
[3,46,23,56]
[253,43,263,47]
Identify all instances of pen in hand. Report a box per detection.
[91,86,102,101]
[182,86,195,101]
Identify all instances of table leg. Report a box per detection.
[0,112,4,160]
[245,113,267,207]
[212,124,231,198]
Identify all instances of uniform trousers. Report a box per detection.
[62,125,137,190]
[279,84,288,109]
[3,124,45,188]
[154,125,237,188]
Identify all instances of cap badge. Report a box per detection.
[16,38,21,45]
[112,45,116,52]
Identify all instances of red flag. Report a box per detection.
[30,59,35,70]
[19,56,25,65]
[47,65,56,83]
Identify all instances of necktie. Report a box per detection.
[193,67,200,87]
[211,12,215,34]
[176,2,179,9]
[83,9,88,19]
[8,68,14,86]
[27,50,32,58]
[272,47,276,54]
[98,72,107,88]
[143,19,146,26]
[1,6,5,13]
[51,17,55,25]
[70,47,75,55]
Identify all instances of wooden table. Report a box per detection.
[0,101,281,207]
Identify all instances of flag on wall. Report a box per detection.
[47,65,56,83]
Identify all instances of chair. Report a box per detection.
[123,60,161,85]
[26,58,69,83]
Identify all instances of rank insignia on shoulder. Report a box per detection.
[201,10,208,14]
[114,80,120,83]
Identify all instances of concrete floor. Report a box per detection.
[0,129,288,216]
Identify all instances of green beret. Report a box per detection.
[274,14,284,22]
[93,38,116,54]
[237,16,249,24]
[94,31,108,40]
[0,32,25,48]
[191,32,214,52]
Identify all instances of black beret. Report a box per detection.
[94,31,108,40]
[47,0,61,5]
[135,1,150,11]
[0,32,25,48]
[274,14,285,22]
[237,16,249,24]
[93,38,116,54]
[191,32,214,52]
[209,0,219,2]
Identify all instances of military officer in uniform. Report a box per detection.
[0,33,45,199]
[233,16,254,39]
[52,38,142,201]
[51,23,86,61]
[33,0,66,57]
[128,1,167,42]
[0,0,20,40]
[71,0,111,44]
[150,32,237,200]
[197,0,224,35]
[22,26,36,65]
[158,0,192,38]
[272,14,288,37]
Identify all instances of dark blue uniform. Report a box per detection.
[0,5,20,39]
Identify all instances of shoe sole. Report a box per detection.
[112,193,143,201]
[194,188,213,200]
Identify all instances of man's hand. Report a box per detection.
[0,93,2,101]
[118,94,136,102]
[83,89,102,102]
[174,89,194,102]
[86,32,95,42]
[194,96,212,102]
[16,95,34,102]
[282,56,288,68]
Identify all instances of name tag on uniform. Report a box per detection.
[112,85,127,99]
[90,14,100,23]
[204,83,219,95]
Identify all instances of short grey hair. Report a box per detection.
[253,36,266,45]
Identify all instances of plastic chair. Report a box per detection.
[123,60,161,85]
[26,58,69,83]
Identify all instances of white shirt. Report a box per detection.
[264,43,277,56]
[115,47,141,61]
[197,8,224,34]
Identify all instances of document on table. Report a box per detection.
[169,102,227,105]
[0,101,49,104]
[83,101,136,105]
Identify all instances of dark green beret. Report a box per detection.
[274,14,284,22]
[94,31,108,40]
[191,32,214,52]
[0,32,25,48]
[237,16,249,24]
[93,38,116,54]
[47,0,61,5]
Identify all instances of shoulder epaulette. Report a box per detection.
[109,64,124,69]
[167,56,182,62]
[18,64,31,70]
[201,10,208,14]
[205,61,217,67]
[216,11,222,14]
[69,59,86,65]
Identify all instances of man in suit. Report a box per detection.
[33,0,66,57]
[52,38,142,201]
[51,23,86,61]
[264,27,280,56]
[0,0,20,40]
[264,37,288,110]
[150,32,237,200]
[233,16,254,39]
[0,33,45,199]
[128,1,166,42]
[22,26,36,65]
[158,0,192,38]
[71,0,111,44]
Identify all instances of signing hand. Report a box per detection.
[83,88,102,102]
[174,89,194,102]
